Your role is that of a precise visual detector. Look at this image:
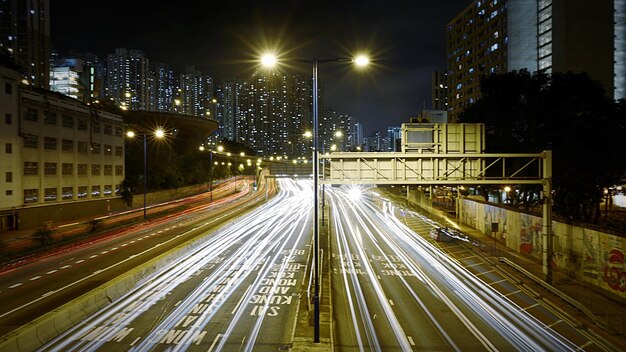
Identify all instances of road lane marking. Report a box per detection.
[489,279,507,285]
[232,285,252,314]
[46,270,57,274]
[548,319,563,327]
[208,334,223,352]
[89,255,98,259]
[503,290,521,297]
[463,262,482,267]
[389,299,394,306]
[9,283,23,288]
[121,243,128,247]
[41,291,54,297]
[407,336,416,346]
[522,303,540,311]
[0,221,219,320]
[75,260,85,264]
[474,270,495,276]
[60,265,71,269]
[130,337,141,346]
[101,251,109,254]
[29,276,41,281]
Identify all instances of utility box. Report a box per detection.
[401,123,485,154]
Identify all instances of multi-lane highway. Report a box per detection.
[0,178,268,338]
[1,180,619,351]
[328,185,614,351]
[35,179,312,351]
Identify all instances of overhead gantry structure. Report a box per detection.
[319,147,554,284]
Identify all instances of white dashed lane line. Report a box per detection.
[75,260,85,264]
[60,265,71,270]
[46,270,57,274]
[9,283,22,289]
[29,276,41,281]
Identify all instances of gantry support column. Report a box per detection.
[542,150,553,285]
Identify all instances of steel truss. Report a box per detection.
[319,150,555,284]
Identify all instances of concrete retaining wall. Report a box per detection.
[459,198,626,301]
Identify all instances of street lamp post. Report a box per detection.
[262,53,368,343]
[126,128,165,219]
[143,133,147,219]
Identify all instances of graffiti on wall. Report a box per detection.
[484,205,507,240]
[581,230,599,280]
[519,214,542,257]
[604,247,626,292]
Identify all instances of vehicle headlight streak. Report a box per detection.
[327,186,580,352]
[39,179,313,352]
[332,191,412,351]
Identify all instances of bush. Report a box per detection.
[32,227,53,246]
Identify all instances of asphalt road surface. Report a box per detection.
[328,185,612,351]
[37,179,312,351]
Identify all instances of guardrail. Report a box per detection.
[497,257,608,330]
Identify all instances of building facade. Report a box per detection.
[431,71,449,111]
[446,0,625,121]
[0,0,50,89]
[1,65,124,231]
[106,48,150,111]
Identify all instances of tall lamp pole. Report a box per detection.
[312,58,320,342]
[126,128,165,220]
[261,53,369,343]
[143,133,147,219]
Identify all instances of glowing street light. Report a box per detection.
[126,127,166,219]
[260,52,369,343]
[261,53,278,67]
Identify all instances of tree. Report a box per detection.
[459,70,626,222]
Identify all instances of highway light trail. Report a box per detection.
[38,179,312,352]
[328,185,580,351]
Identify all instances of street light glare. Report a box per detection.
[155,129,165,138]
[353,55,369,67]
[126,131,136,138]
[261,53,278,67]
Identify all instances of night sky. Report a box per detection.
[50,1,470,135]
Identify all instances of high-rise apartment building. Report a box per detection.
[321,108,354,153]
[446,0,625,121]
[219,79,244,142]
[0,0,50,89]
[431,71,448,111]
[177,66,213,118]
[387,126,402,152]
[446,0,507,120]
[151,62,175,113]
[106,48,150,111]
[353,122,364,149]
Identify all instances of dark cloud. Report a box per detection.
[51,0,470,135]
